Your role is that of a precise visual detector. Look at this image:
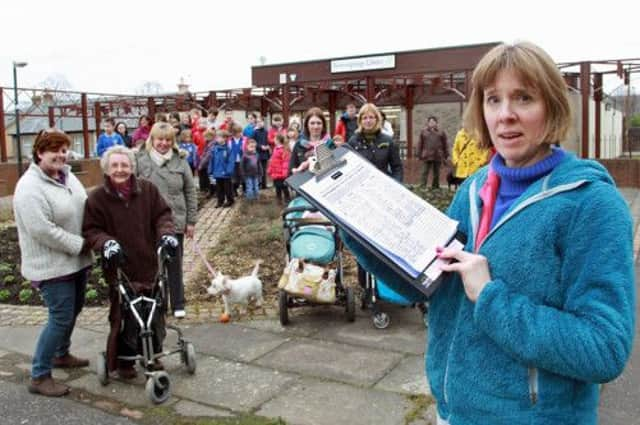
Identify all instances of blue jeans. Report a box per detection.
[32,272,87,378]
[244,176,259,200]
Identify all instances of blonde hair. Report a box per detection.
[100,145,136,174]
[463,41,571,149]
[145,122,179,151]
[356,103,382,133]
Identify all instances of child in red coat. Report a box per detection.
[267,134,291,204]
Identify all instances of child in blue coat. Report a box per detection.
[208,130,235,208]
[178,129,198,175]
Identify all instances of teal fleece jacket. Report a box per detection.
[343,153,635,424]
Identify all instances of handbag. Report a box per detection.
[278,258,336,303]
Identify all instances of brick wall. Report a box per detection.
[597,159,640,188]
[0,158,103,197]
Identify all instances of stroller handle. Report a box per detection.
[282,205,319,220]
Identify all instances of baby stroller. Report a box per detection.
[95,247,197,404]
[278,197,356,325]
[362,272,428,329]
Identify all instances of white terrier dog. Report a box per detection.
[206,260,264,317]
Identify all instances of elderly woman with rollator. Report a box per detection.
[83,145,178,379]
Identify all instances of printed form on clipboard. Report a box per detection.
[297,146,464,288]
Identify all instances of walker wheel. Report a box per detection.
[183,342,197,374]
[96,351,108,386]
[279,290,289,326]
[145,371,171,404]
[373,312,390,329]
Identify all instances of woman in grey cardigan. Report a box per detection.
[13,129,93,397]
[136,122,197,318]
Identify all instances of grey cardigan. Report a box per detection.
[13,163,93,281]
[136,148,197,233]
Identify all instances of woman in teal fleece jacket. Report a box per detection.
[344,42,635,425]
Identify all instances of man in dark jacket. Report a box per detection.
[418,116,448,189]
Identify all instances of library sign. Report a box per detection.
[330,54,396,74]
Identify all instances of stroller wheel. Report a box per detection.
[182,342,197,374]
[96,352,109,386]
[145,371,172,404]
[278,290,289,326]
[345,287,356,322]
[373,312,391,329]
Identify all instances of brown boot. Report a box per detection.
[28,374,70,397]
[52,353,90,368]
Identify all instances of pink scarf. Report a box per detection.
[475,169,500,252]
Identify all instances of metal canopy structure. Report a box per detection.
[2,44,639,163]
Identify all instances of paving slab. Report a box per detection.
[257,379,410,425]
[0,326,105,363]
[0,379,134,424]
[239,318,325,338]
[171,355,297,411]
[182,323,288,362]
[238,305,383,340]
[173,399,234,418]
[15,362,69,380]
[374,354,430,396]
[67,373,179,407]
[312,306,427,355]
[255,337,404,386]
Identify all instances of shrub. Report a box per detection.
[0,263,12,273]
[3,275,15,285]
[85,288,98,302]
[18,288,33,303]
[0,289,10,301]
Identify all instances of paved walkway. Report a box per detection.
[0,187,639,425]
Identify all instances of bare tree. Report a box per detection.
[36,73,80,104]
[135,81,164,95]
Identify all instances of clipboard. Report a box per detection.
[286,145,466,298]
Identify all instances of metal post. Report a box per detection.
[328,91,337,136]
[13,64,23,175]
[624,69,632,158]
[0,87,6,162]
[405,85,415,159]
[81,93,90,158]
[593,73,602,159]
[282,84,290,128]
[366,77,375,103]
[579,62,590,159]
[94,102,102,145]
[48,106,55,128]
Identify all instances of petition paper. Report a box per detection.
[300,150,458,276]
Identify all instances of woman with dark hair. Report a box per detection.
[115,122,132,148]
[14,128,93,397]
[131,115,151,149]
[289,107,333,174]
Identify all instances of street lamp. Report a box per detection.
[13,61,28,177]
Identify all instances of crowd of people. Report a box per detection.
[11,41,636,425]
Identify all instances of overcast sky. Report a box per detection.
[1,0,638,97]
